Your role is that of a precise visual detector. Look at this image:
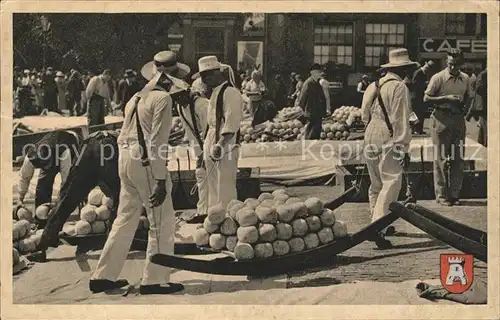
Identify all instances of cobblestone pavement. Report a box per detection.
[263,185,488,288]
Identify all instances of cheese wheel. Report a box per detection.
[305,197,324,215]
[227,200,243,212]
[318,227,334,244]
[292,219,308,237]
[258,224,277,242]
[236,226,259,244]
[207,203,226,225]
[319,208,336,226]
[272,240,290,256]
[35,204,51,220]
[225,236,238,252]
[275,222,293,240]
[209,234,227,250]
[194,228,210,246]
[245,198,261,210]
[62,222,77,236]
[88,188,105,206]
[288,237,305,253]
[306,216,322,232]
[286,197,302,204]
[276,204,295,223]
[290,202,308,218]
[17,207,33,222]
[203,217,219,234]
[234,242,254,260]
[304,233,320,249]
[229,202,246,220]
[220,217,238,236]
[75,220,92,235]
[102,196,114,209]
[95,205,111,221]
[257,193,274,202]
[332,220,348,238]
[80,205,97,223]
[236,208,258,227]
[255,206,278,224]
[254,242,274,259]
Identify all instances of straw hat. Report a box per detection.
[140,51,190,81]
[55,71,65,78]
[195,55,236,87]
[380,48,418,68]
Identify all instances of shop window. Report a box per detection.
[445,13,476,35]
[195,28,225,62]
[365,23,405,67]
[313,24,354,66]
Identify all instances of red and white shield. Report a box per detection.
[440,253,474,293]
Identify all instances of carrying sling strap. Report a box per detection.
[214,82,242,144]
[128,88,168,167]
[374,78,398,138]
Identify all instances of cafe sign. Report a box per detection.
[419,38,487,53]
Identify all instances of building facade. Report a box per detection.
[166,13,487,87]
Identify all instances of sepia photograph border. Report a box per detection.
[1,1,499,319]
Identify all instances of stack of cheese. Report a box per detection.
[194,189,348,260]
[13,219,43,258]
[61,188,113,236]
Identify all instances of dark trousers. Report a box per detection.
[305,117,323,140]
[68,96,82,116]
[431,110,466,200]
[478,116,487,147]
[44,91,58,113]
[412,98,427,133]
[87,95,106,126]
[39,133,120,249]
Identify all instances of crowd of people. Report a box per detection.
[13,66,143,120]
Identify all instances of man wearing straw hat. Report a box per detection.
[361,48,416,249]
[89,51,190,295]
[197,56,243,210]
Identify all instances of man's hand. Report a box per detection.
[210,144,223,161]
[149,179,167,208]
[400,153,411,170]
[446,95,461,102]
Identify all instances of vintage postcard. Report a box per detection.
[1,1,499,319]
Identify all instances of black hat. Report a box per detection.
[310,63,322,71]
[124,69,135,78]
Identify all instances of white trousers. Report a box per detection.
[195,167,208,215]
[91,145,175,286]
[365,147,404,225]
[203,145,239,210]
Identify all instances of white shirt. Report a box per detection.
[361,72,412,152]
[425,68,472,113]
[118,88,173,180]
[206,82,243,146]
[177,97,209,156]
[18,150,71,202]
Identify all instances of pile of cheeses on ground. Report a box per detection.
[194,189,348,260]
[60,187,150,236]
[12,202,55,264]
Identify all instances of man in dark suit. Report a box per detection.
[116,69,141,113]
[411,60,434,134]
[298,63,329,139]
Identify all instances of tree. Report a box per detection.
[13,13,181,75]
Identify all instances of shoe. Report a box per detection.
[139,283,184,295]
[450,198,462,206]
[27,250,47,263]
[89,279,129,293]
[436,198,452,206]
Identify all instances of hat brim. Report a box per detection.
[380,61,419,68]
[141,61,191,81]
[139,72,190,97]
[191,72,200,80]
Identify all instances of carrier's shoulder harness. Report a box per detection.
[129,88,167,167]
[178,99,204,150]
[204,82,241,144]
[373,78,398,138]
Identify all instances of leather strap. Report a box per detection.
[374,79,398,138]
